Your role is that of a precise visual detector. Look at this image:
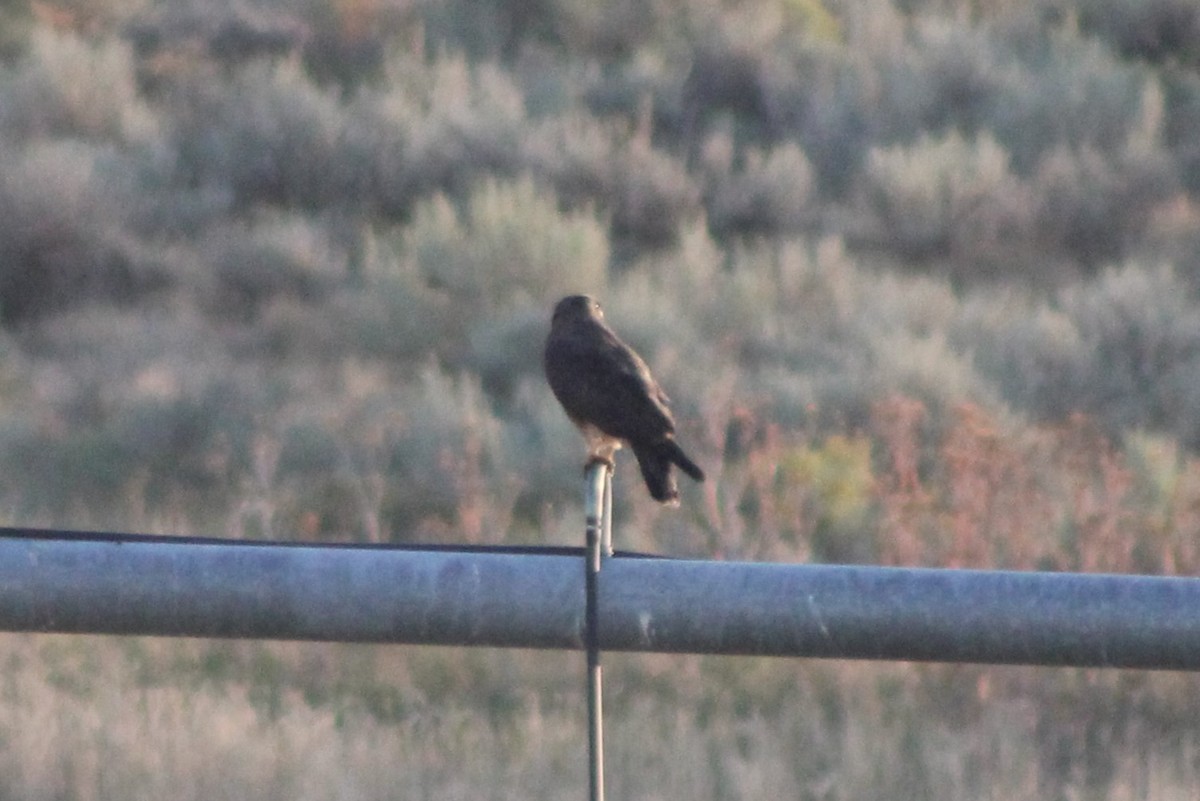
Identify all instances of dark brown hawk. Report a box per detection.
[544,294,705,505]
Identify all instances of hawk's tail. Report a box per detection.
[633,439,705,505]
[665,439,705,483]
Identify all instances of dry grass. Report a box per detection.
[1,635,1198,800]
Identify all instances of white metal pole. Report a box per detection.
[583,463,609,801]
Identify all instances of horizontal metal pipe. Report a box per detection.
[1,528,1200,670]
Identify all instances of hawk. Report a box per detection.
[544,294,705,505]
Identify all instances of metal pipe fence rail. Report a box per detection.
[1,526,1200,670]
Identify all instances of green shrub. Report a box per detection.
[0,28,154,143]
[422,0,560,59]
[756,43,875,195]
[385,56,527,206]
[503,374,593,515]
[404,175,608,312]
[1162,70,1200,192]
[1030,141,1176,268]
[707,141,817,239]
[467,304,552,398]
[200,213,346,321]
[0,140,167,324]
[861,131,1034,275]
[170,60,348,210]
[983,28,1152,173]
[1076,0,1200,68]
[379,363,516,541]
[523,112,618,211]
[781,433,875,561]
[608,139,702,261]
[962,262,1200,445]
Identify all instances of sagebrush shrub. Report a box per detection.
[0,27,154,143]
[0,140,164,323]
[170,60,347,209]
[404,175,608,311]
[1076,0,1200,67]
[707,141,817,239]
[1031,142,1176,268]
[861,130,1034,272]
[962,262,1200,446]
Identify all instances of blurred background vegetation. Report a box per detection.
[3,0,1200,797]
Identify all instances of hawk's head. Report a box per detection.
[551,294,603,326]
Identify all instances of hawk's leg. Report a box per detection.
[584,454,616,474]
[580,428,620,476]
